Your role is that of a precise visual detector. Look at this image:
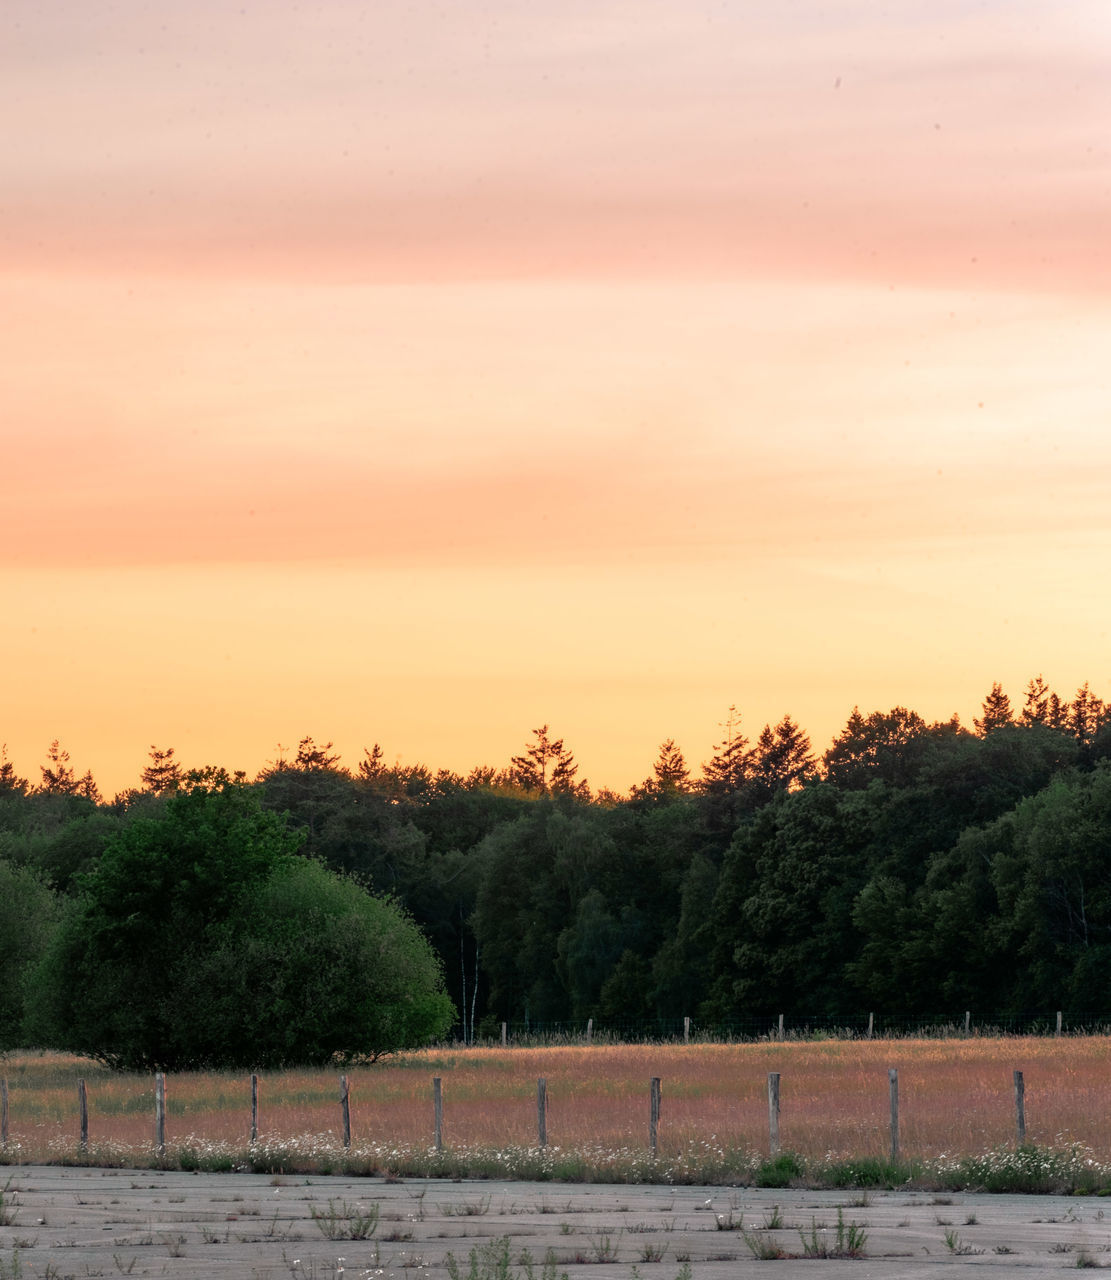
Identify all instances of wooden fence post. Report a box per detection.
[251,1074,259,1143]
[649,1077,661,1154]
[767,1072,780,1156]
[501,1021,507,1047]
[586,1018,593,1043]
[339,1074,351,1148]
[78,1079,88,1151]
[1014,1070,1026,1146]
[888,1068,899,1162]
[778,1013,785,1039]
[963,1010,971,1035]
[867,1012,874,1040]
[155,1073,166,1152]
[433,1077,443,1150]
[1056,1010,1063,1036]
[683,1016,690,1044]
[1,1079,8,1147]
[537,1078,547,1148]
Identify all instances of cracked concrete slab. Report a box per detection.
[1,1166,1108,1278]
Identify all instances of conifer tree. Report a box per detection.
[643,738,691,797]
[293,735,342,772]
[510,725,585,796]
[141,745,182,794]
[0,745,27,796]
[750,714,815,799]
[974,682,1014,735]
[38,740,79,795]
[358,743,386,782]
[699,705,751,795]
[1070,683,1107,745]
[1020,675,1052,727]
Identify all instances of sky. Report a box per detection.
[3,0,1111,797]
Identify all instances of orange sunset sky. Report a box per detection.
[4,1,1111,797]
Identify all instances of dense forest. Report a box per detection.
[4,675,1111,1048]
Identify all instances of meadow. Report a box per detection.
[4,1038,1111,1191]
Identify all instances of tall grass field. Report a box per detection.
[4,1038,1111,1190]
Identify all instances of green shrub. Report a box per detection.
[756,1151,804,1187]
[25,772,454,1069]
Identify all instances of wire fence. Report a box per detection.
[462,1011,1111,1046]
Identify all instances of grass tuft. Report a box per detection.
[799,1209,868,1258]
[309,1199,379,1240]
[445,1237,567,1280]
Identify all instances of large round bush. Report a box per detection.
[27,773,453,1069]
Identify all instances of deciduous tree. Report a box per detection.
[823,706,931,789]
[0,860,57,1050]
[28,771,453,1068]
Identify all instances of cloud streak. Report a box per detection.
[4,4,1109,291]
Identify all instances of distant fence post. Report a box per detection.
[154,1073,166,1153]
[0,1079,7,1146]
[537,1078,547,1148]
[684,1016,690,1044]
[964,1010,971,1035]
[1013,1070,1025,1146]
[586,1018,593,1043]
[501,1022,507,1047]
[251,1074,259,1143]
[78,1079,88,1151]
[649,1077,661,1154]
[777,1013,785,1039]
[1056,1010,1063,1037]
[767,1072,780,1156]
[888,1068,899,1162]
[339,1074,351,1148]
[867,1012,874,1040]
[433,1077,443,1150]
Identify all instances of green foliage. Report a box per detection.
[26,772,453,1068]
[819,1156,909,1188]
[185,859,455,1065]
[936,1143,1107,1195]
[755,1151,803,1187]
[471,804,630,1021]
[0,860,57,1051]
[4,684,1111,1040]
[703,784,874,1019]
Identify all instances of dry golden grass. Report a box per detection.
[4,1037,1111,1164]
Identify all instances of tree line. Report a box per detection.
[3,675,1111,1060]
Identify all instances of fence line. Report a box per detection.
[0,1068,1043,1159]
[485,1010,1111,1045]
